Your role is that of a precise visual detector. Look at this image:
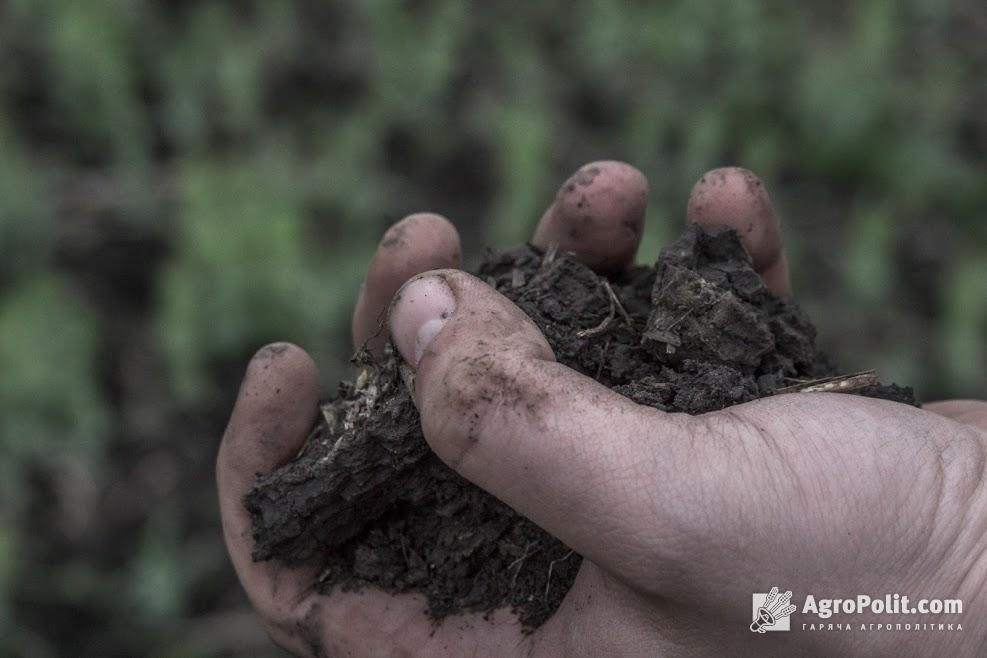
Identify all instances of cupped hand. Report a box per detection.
[218,164,987,657]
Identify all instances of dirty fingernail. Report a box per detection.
[389,275,456,368]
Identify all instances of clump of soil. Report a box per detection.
[246,224,915,629]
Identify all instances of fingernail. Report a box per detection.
[389,275,456,368]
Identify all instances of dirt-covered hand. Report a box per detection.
[220,161,650,655]
[219,165,987,656]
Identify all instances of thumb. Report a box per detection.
[387,270,700,570]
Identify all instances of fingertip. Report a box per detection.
[243,341,319,388]
[353,213,462,355]
[240,342,321,412]
[378,212,460,255]
[222,342,321,479]
[686,167,789,294]
[532,160,649,273]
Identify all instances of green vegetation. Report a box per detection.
[0,1,983,655]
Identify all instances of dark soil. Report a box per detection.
[246,224,916,629]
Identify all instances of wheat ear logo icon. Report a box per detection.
[751,587,796,633]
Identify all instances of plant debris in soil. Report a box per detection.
[245,224,917,629]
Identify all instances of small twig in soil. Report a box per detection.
[399,535,410,570]
[541,243,559,268]
[663,306,696,332]
[653,277,674,306]
[595,337,611,380]
[605,281,634,329]
[544,550,575,601]
[507,544,542,589]
[576,286,616,338]
[775,369,879,395]
[651,298,715,340]
[577,281,633,338]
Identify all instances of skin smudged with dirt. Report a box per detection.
[246,224,915,629]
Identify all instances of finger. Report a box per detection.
[352,213,462,355]
[216,343,322,630]
[532,161,648,273]
[218,345,526,657]
[388,270,700,575]
[686,167,790,296]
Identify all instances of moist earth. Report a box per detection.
[246,224,916,629]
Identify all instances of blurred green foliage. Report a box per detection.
[0,0,983,655]
[161,153,343,403]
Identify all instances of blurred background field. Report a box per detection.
[0,1,984,655]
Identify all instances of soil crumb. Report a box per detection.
[246,224,916,629]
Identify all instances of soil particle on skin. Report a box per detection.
[246,224,916,630]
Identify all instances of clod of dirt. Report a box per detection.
[246,224,916,629]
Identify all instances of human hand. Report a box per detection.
[218,164,987,656]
